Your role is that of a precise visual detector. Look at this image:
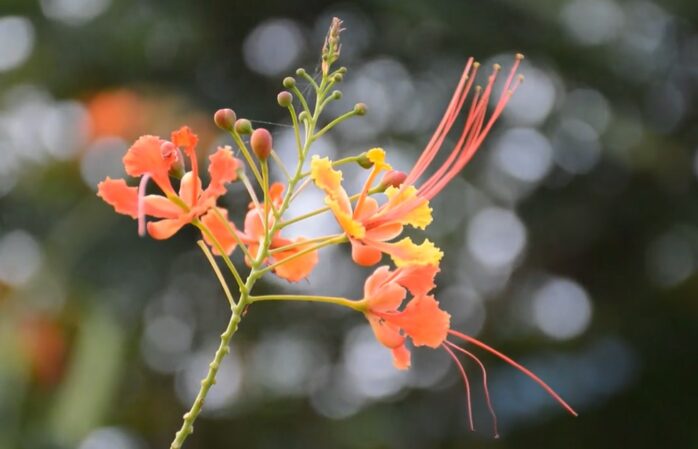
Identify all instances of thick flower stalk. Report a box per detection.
[96,17,576,449]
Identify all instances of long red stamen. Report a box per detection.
[448,330,578,417]
[405,59,476,186]
[189,153,199,206]
[446,340,500,438]
[442,344,475,431]
[137,173,152,237]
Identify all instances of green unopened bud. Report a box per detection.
[332,73,344,83]
[337,67,347,74]
[356,152,373,169]
[379,170,407,191]
[354,103,367,116]
[234,118,252,135]
[250,128,272,160]
[277,91,293,108]
[214,108,236,131]
[296,68,306,77]
[330,90,342,100]
[283,77,296,88]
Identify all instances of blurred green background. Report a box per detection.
[0,0,697,448]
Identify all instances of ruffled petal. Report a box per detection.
[205,146,240,199]
[271,237,319,282]
[384,185,433,230]
[243,208,265,241]
[328,197,365,238]
[269,182,285,209]
[368,237,443,268]
[350,239,382,266]
[366,147,392,171]
[363,265,392,298]
[393,264,440,296]
[146,217,188,240]
[97,178,138,218]
[200,208,238,255]
[389,295,450,348]
[122,135,174,194]
[171,126,198,157]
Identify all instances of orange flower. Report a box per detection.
[311,149,441,268]
[229,182,319,282]
[97,126,241,246]
[361,264,449,369]
[359,262,577,436]
[311,57,524,268]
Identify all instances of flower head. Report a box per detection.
[97,126,241,245]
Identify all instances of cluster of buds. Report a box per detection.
[96,18,574,449]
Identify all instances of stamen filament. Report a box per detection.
[137,173,152,237]
[197,240,236,307]
[443,343,475,431]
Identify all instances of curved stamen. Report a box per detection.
[446,340,499,438]
[448,330,578,417]
[137,173,152,237]
[443,343,475,432]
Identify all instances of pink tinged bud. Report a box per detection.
[161,142,184,178]
[379,170,407,190]
[214,108,236,131]
[234,118,252,135]
[354,102,367,116]
[250,128,272,160]
[277,91,293,107]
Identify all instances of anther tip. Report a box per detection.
[515,53,525,60]
[518,74,525,82]
[493,63,502,71]
[473,61,481,68]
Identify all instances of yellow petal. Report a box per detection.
[384,185,433,230]
[367,147,392,171]
[386,237,443,267]
[327,198,365,239]
[310,155,343,193]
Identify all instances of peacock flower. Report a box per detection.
[223,182,319,282]
[311,148,441,268]
[311,56,524,269]
[97,126,241,245]
[360,263,449,369]
[359,262,578,436]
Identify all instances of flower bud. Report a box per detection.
[283,77,296,88]
[234,118,252,135]
[332,73,344,83]
[354,103,367,116]
[330,90,342,100]
[379,170,407,191]
[214,108,236,131]
[296,68,306,77]
[356,152,373,169]
[161,142,185,178]
[250,128,272,160]
[277,91,293,107]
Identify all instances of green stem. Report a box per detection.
[258,235,346,276]
[299,154,363,178]
[228,130,264,186]
[197,240,236,308]
[211,208,253,262]
[169,300,244,449]
[312,109,360,141]
[193,220,246,292]
[250,294,365,311]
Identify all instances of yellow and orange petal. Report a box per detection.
[392,264,439,296]
[366,147,392,171]
[97,178,180,219]
[384,185,433,230]
[146,216,190,240]
[389,295,450,348]
[310,156,343,193]
[366,314,404,348]
[327,198,365,239]
[372,237,443,268]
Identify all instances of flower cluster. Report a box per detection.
[97,18,575,449]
